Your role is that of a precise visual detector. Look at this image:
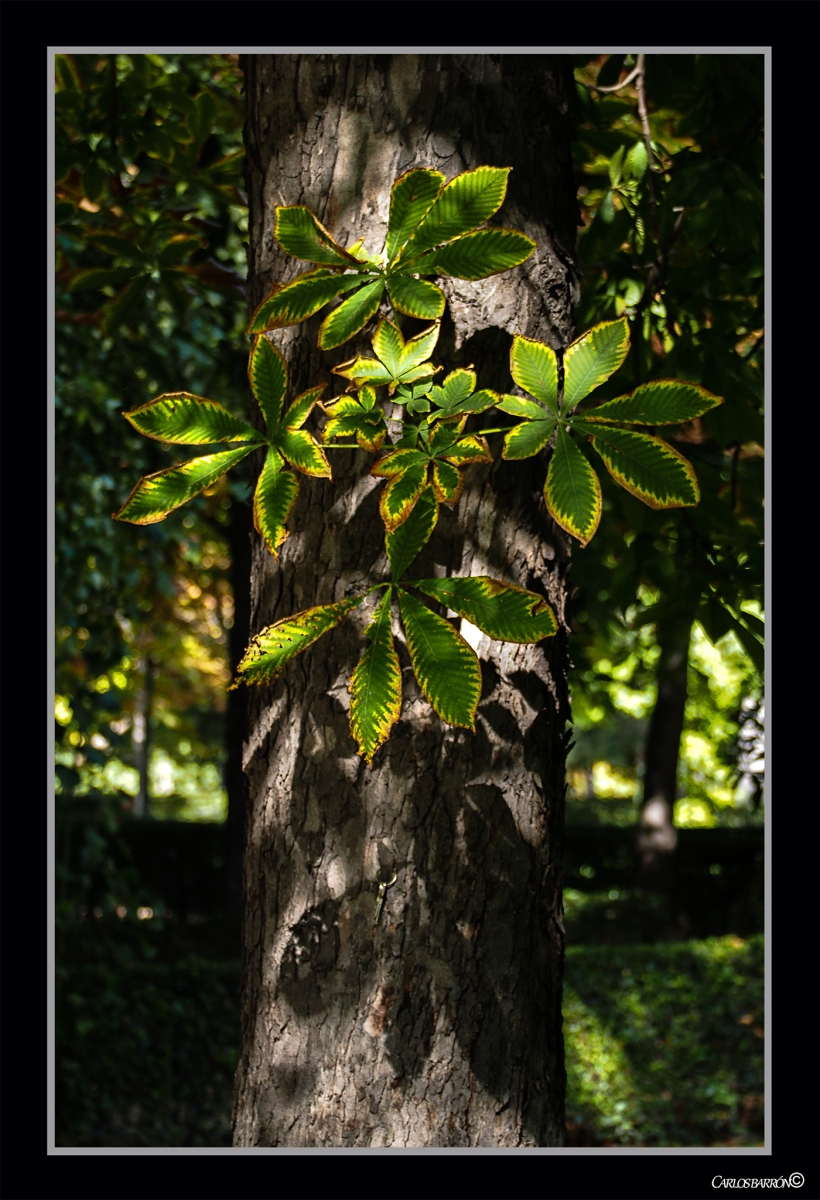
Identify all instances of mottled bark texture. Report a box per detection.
[234,53,580,1148]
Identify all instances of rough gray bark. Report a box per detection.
[234,53,580,1148]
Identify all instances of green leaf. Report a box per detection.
[248,336,287,432]
[429,369,475,413]
[253,449,299,557]
[113,446,254,525]
[583,424,700,509]
[278,429,331,478]
[399,166,511,262]
[562,317,630,409]
[378,464,428,532]
[274,205,359,267]
[386,273,446,320]
[247,270,366,334]
[510,336,559,413]
[386,485,439,580]
[544,427,602,546]
[584,380,724,425]
[86,235,147,263]
[156,236,202,266]
[413,577,557,643]
[123,394,260,445]
[502,418,556,461]
[69,267,137,293]
[83,158,105,204]
[371,319,405,377]
[318,279,384,350]
[428,417,464,456]
[386,169,445,262]
[349,590,402,765]
[496,394,549,420]
[441,434,492,466]
[398,590,480,730]
[431,228,535,280]
[441,388,499,417]
[331,356,393,389]
[284,385,325,430]
[398,322,441,373]
[234,597,364,688]
[431,460,463,505]
[102,277,150,335]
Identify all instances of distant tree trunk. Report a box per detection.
[234,52,579,1148]
[131,654,153,817]
[637,612,693,891]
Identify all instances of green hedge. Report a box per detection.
[564,934,764,1146]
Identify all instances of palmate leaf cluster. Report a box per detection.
[116,163,723,766]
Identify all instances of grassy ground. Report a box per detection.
[564,933,764,1146]
[56,917,763,1147]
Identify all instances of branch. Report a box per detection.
[635,55,659,240]
[581,64,642,94]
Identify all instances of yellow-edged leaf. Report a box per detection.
[562,317,630,409]
[585,424,700,509]
[253,448,299,557]
[234,597,364,688]
[544,427,602,546]
[349,590,402,765]
[398,590,481,729]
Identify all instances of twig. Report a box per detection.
[635,55,659,240]
[581,63,642,94]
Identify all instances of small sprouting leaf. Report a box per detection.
[399,166,511,263]
[318,279,384,349]
[278,429,332,478]
[430,228,536,280]
[428,369,475,414]
[582,423,700,509]
[321,393,387,451]
[123,394,260,445]
[253,448,299,557]
[113,446,254,525]
[562,317,630,409]
[285,385,326,430]
[247,270,366,333]
[234,597,364,688]
[543,426,602,546]
[584,380,724,425]
[386,169,445,262]
[386,273,446,320]
[413,577,557,643]
[274,205,360,267]
[248,335,287,432]
[510,336,559,414]
[398,590,481,730]
[502,418,556,461]
[386,485,439,580]
[349,590,402,765]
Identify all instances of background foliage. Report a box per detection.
[53,52,764,1148]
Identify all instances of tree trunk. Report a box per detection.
[234,52,579,1148]
[224,495,253,917]
[637,612,693,892]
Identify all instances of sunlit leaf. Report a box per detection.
[431,228,535,279]
[386,169,445,262]
[274,205,359,267]
[318,279,384,349]
[349,590,402,765]
[543,427,602,546]
[371,319,405,377]
[278,429,332,478]
[582,423,700,509]
[386,272,446,319]
[584,380,724,425]
[113,447,254,525]
[399,166,511,263]
[398,590,481,729]
[247,270,365,334]
[432,460,463,504]
[234,597,364,687]
[386,485,439,580]
[371,449,427,477]
[496,394,550,420]
[285,385,326,430]
[562,317,630,409]
[441,434,492,466]
[331,355,392,390]
[378,464,428,531]
[123,393,260,444]
[502,418,556,461]
[414,577,557,643]
[248,335,287,432]
[253,448,299,557]
[510,336,559,413]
